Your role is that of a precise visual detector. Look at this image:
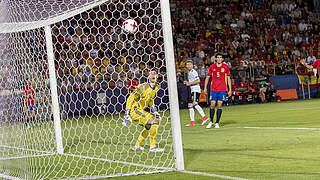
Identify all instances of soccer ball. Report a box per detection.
[122,19,138,33]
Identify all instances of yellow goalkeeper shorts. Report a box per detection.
[130,106,153,126]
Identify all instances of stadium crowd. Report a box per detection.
[171,0,319,104]
[48,0,319,106]
[50,1,166,94]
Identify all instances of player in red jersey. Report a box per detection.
[204,53,232,128]
[23,79,36,129]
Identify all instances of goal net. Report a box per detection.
[0,0,183,179]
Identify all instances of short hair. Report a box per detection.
[186,59,194,64]
[216,53,223,57]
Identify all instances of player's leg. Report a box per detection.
[134,126,149,150]
[25,107,31,129]
[147,117,164,152]
[30,106,36,124]
[131,108,163,152]
[186,90,195,126]
[186,102,195,126]
[130,108,150,150]
[260,87,266,103]
[207,91,217,128]
[215,92,227,128]
[215,101,223,128]
[191,92,209,125]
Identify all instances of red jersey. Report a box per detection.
[208,63,230,92]
[239,81,249,92]
[312,59,320,74]
[249,82,257,92]
[23,85,35,106]
[127,79,139,93]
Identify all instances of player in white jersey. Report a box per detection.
[184,60,209,126]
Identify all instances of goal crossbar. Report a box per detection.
[0,0,110,33]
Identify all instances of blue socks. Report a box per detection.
[210,108,215,123]
[216,109,222,123]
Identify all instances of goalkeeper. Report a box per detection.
[122,69,164,152]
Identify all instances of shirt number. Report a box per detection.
[217,72,220,78]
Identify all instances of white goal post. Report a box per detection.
[0,0,184,179]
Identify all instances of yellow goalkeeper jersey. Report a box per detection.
[126,82,159,110]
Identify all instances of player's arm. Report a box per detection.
[185,78,200,86]
[204,75,211,95]
[123,86,142,126]
[227,75,232,97]
[189,78,200,86]
[125,85,143,110]
[125,93,135,110]
[204,66,213,95]
[226,66,232,96]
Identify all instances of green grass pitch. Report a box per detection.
[1,99,320,179]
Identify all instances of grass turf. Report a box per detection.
[1,99,320,179]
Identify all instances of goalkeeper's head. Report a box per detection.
[148,69,159,84]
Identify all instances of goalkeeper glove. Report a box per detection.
[154,112,162,121]
[122,109,132,127]
[151,106,161,121]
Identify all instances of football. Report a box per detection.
[122,19,138,33]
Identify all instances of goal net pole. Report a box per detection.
[44,25,64,154]
[160,0,184,171]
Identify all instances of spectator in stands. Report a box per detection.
[130,63,140,77]
[197,60,207,78]
[140,69,149,83]
[307,51,316,65]
[50,0,320,107]
[127,72,139,93]
[265,84,277,102]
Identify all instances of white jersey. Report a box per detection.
[188,69,201,93]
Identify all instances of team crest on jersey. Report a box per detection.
[213,69,216,71]
[221,68,225,72]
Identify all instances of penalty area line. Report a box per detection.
[240,127,320,130]
[180,170,252,180]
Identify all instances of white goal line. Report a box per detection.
[212,127,320,130]
[239,127,320,130]
[180,170,252,180]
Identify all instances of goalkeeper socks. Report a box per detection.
[194,105,205,117]
[135,129,149,147]
[210,108,215,123]
[216,109,222,123]
[149,124,159,147]
[189,108,195,122]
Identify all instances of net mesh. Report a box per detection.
[0,0,176,179]
[0,0,104,23]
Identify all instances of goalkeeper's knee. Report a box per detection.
[149,118,159,125]
[146,118,159,130]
